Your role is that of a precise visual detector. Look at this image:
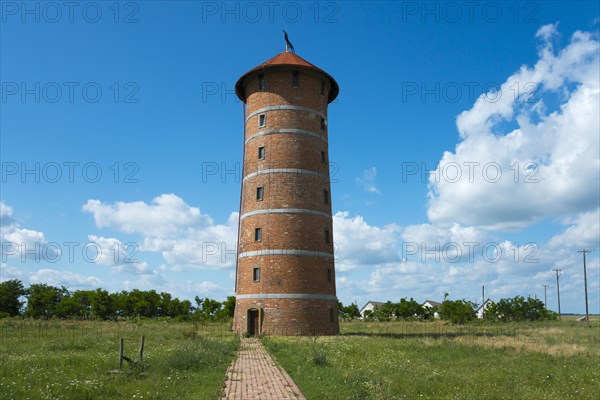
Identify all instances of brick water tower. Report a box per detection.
[233,45,339,336]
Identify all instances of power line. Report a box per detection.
[578,249,592,323]
[552,268,562,320]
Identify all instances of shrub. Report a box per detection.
[440,299,476,324]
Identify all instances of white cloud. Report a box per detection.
[0,202,58,262]
[336,25,599,309]
[427,26,599,230]
[82,194,210,237]
[333,211,401,271]
[547,209,600,252]
[83,195,238,271]
[115,272,167,292]
[86,234,144,267]
[356,167,380,194]
[535,22,559,43]
[161,212,238,270]
[0,202,17,232]
[29,269,101,288]
[0,262,26,282]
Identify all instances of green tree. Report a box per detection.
[194,296,223,321]
[90,288,113,319]
[396,297,425,320]
[25,284,69,318]
[0,279,25,316]
[158,292,173,317]
[126,289,161,318]
[439,299,476,324]
[56,290,93,318]
[177,299,192,318]
[373,301,396,321]
[338,302,361,320]
[484,296,556,322]
[219,296,236,320]
[111,290,140,317]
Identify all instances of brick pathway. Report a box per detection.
[220,338,306,400]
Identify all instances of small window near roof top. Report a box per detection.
[292,71,299,88]
[258,74,266,91]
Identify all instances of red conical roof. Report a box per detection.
[235,51,339,103]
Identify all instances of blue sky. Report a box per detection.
[1,1,599,313]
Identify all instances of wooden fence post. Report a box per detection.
[138,335,145,361]
[119,337,124,369]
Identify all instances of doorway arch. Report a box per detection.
[247,308,262,336]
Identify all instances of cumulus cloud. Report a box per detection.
[0,262,26,282]
[427,25,599,230]
[401,223,486,262]
[0,201,58,262]
[83,195,238,271]
[356,167,380,194]
[82,194,210,237]
[0,202,17,232]
[161,218,238,270]
[547,209,600,252]
[343,208,599,309]
[29,269,101,288]
[333,211,401,271]
[336,26,599,311]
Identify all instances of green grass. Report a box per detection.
[0,319,239,400]
[262,320,600,400]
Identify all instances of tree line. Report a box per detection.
[1,280,557,323]
[361,296,557,324]
[0,279,235,321]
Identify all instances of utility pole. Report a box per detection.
[542,285,549,308]
[481,285,485,318]
[482,286,485,306]
[578,249,591,323]
[552,268,562,320]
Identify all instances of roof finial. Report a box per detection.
[283,29,295,54]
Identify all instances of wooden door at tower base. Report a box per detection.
[247,309,259,336]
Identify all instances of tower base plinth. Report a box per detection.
[233,298,339,336]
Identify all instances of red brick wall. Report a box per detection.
[237,255,336,295]
[244,134,329,173]
[242,173,332,213]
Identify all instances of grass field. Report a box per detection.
[263,318,600,400]
[0,319,238,400]
[2,318,599,400]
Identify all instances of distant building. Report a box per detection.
[476,299,494,319]
[359,301,385,318]
[421,300,442,318]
